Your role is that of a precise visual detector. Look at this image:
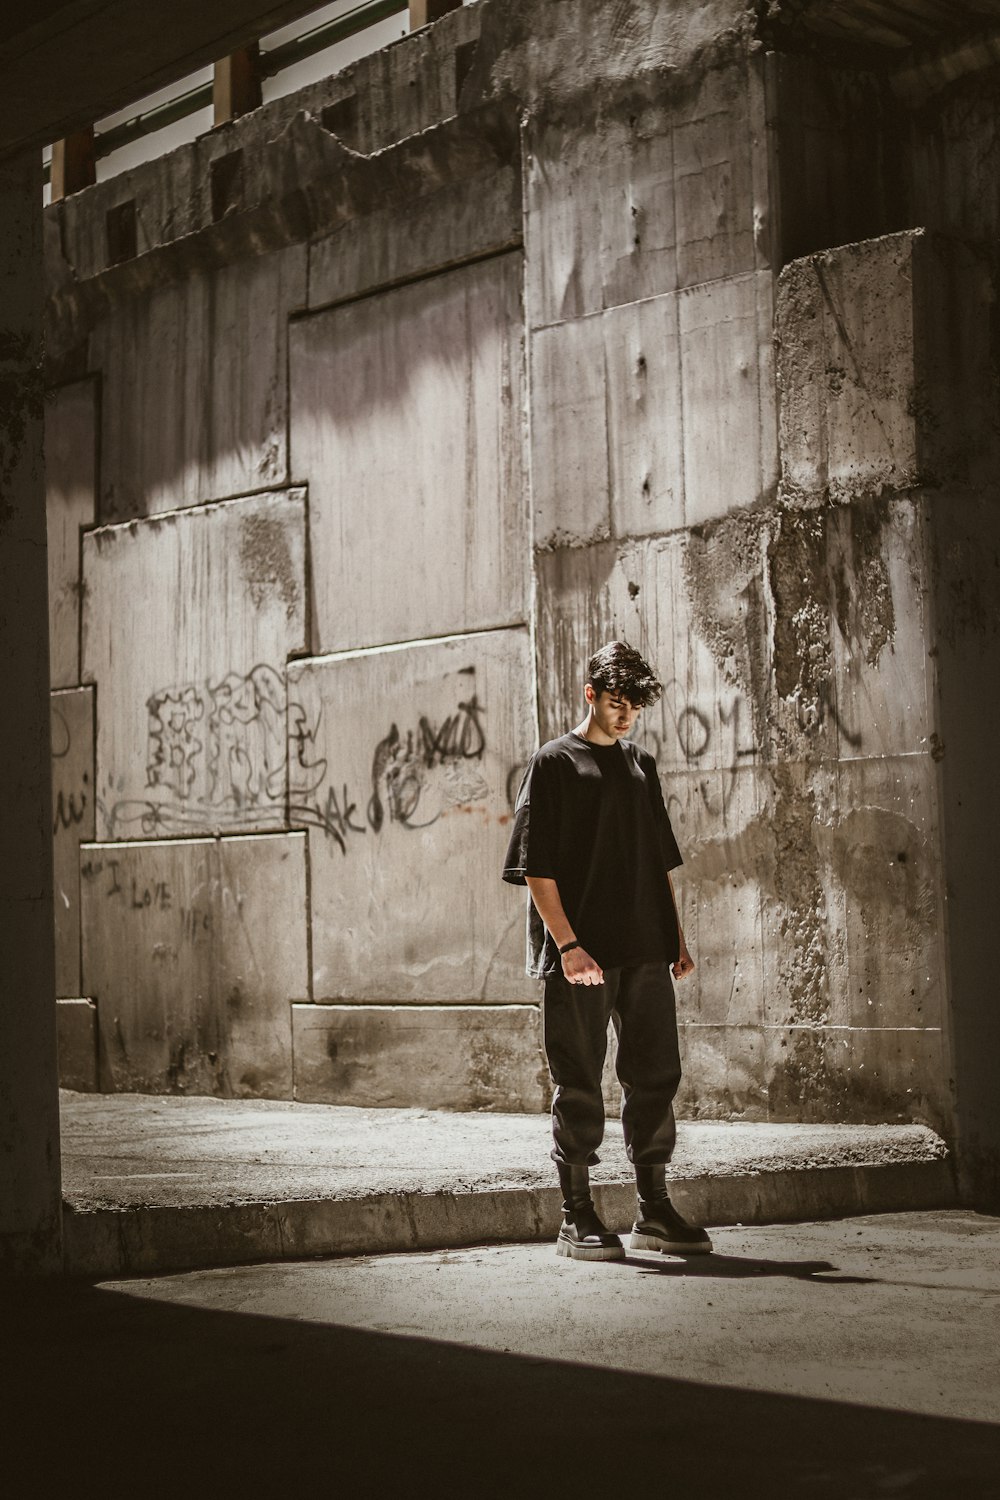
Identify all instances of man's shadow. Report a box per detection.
[620,1249,875,1284]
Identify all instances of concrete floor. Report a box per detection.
[6,1211,998,1496]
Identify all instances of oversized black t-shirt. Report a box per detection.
[502,732,683,978]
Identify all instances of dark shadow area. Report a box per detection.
[624,1251,875,1285]
[2,1275,998,1497]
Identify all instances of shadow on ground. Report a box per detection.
[3,1274,997,1497]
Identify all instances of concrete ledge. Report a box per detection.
[63,1158,957,1278]
[59,1092,957,1276]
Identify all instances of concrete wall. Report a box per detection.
[38,0,1000,1191]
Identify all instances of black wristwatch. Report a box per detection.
[559,939,581,955]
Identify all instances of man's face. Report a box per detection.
[587,686,641,739]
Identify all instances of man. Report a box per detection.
[503,641,711,1261]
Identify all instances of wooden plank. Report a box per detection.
[293,1004,548,1110]
[50,127,96,201]
[81,834,306,1098]
[409,0,463,29]
[92,246,306,521]
[288,628,535,1003]
[51,687,95,998]
[81,489,306,841]
[45,379,96,687]
[290,253,528,653]
[212,46,262,127]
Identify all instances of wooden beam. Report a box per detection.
[49,126,95,200]
[213,44,262,127]
[409,0,462,30]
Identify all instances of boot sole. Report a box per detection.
[629,1229,713,1255]
[556,1235,626,1262]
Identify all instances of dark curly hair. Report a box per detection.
[586,641,662,708]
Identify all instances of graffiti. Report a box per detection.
[294,693,491,854]
[51,702,90,837]
[104,667,504,853]
[146,664,286,809]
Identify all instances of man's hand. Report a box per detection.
[562,945,604,986]
[672,946,695,981]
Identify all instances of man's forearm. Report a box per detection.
[524,876,576,949]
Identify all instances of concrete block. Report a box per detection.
[530,314,610,549]
[290,253,528,653]
[605,293,685,539]
[765,1024,950,1131]
[45,378,96,687]
[778,230,1000,503]
[57,999,98,1093]
[51,687,95,997]
[678,270,777,524]
[292,1004,549,1111]
[81,489,306,840]
[676,1023,770,1119]
[288,629,535,1003]
[80,833,306,1097]
[92,246,306,520]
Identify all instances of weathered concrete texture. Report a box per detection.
[56,999,98,1093]
[778,230,1000,504]
[293,1004,549,1111]
[44,378,96,687]
[522,48,767,332]
[288,628,534,1002]
[57,1087,954,1274]
[290,252,527,653]
[80,834,307,1098]
[90,247,306,521]
[0,150,62,1272]
[531,272,777,547]
[51,686,95,997]
[930,495,1000,1206]
[81,488,306,840]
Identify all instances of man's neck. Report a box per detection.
[573,712,617,747]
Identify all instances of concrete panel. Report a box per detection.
[81,489,306,840]
[765,1024,950,1131]
[605,294,685,539]
[818,753,946,1035]
[827,496,935,761]
[530,314,610,549]
[672,60,757,291]
[290,253,527,653]
[307,165,521,310]
[292,1004,549,1111]
[676,1023,769,1120]
[524,108,677,328]
[288,629,535,1003]
[80,834,306,1098]
[678,270,777,525]
[57,999,97,1093]
[51,687,95,997]
[45,378,96,687]
[92,246,306,520]
[778,231,1000,504]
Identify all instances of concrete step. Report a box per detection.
[59,1091,957,1277]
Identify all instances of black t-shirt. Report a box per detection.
[502,731,683,978]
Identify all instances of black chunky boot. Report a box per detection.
[556,1163,625,1262]
[630,1163,713,1254]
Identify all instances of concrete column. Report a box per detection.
[0,149,62,1272]
[213,46,262,126]
[50,127,96,202]
[409,0,462,30]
